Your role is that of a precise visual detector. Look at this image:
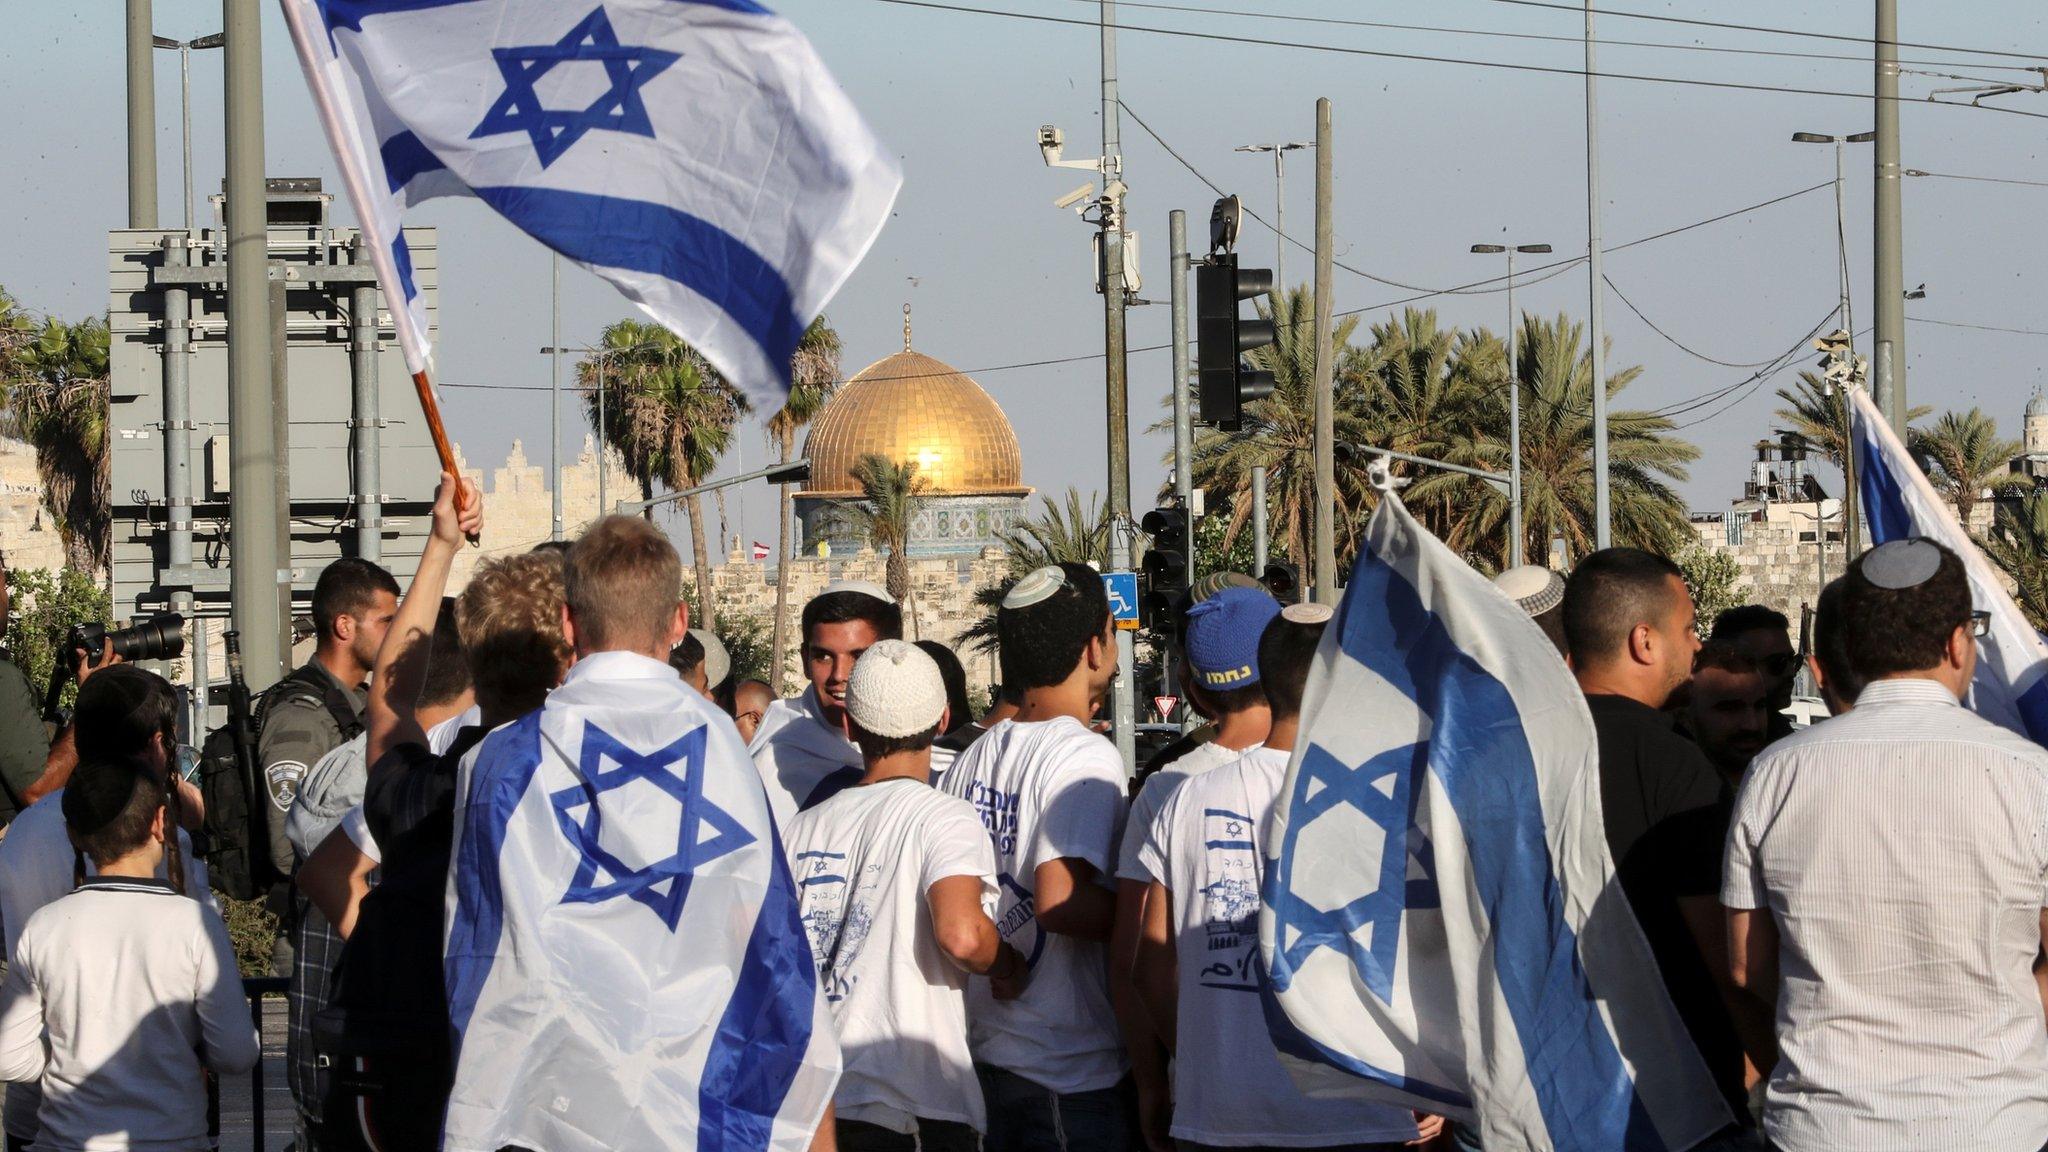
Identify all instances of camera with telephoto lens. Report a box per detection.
[69,612,186,665]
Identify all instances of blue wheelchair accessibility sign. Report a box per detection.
[1103,570,1140,630]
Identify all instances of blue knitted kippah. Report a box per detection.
[1184,585,1282,689]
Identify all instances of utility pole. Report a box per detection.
[126,0,158,228]
[1585,0,1611,550]
[1793,129,1874,557]
[224,0,285,688]
[1471,242,1549,567]
[551,254,564,541]
[1252,464,1269,575]
[1100,0,1136,776]
[1873,0,1908,433]
[1311,98,1337,605]
[1170,210,1194,563]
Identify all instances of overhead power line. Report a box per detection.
[1909,315,2048,336]
[1905,168,2048,188]
[1055,0,2046,73]
[1445,0,2048,63]
[1604,275,1790,369]
[868,0,2048,118]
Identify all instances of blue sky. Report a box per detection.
[7,0,2048,554]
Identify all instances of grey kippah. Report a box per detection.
[820,579,894,605]
[1861,538,1943,590]
[1003,566,1069,609]
[688,628,730,688]
[1492,565,1565,617]
[1282,603,1334,625]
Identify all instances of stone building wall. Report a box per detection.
[0,436,70,575]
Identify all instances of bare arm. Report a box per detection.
[807,1101,837,1152]
[927,874,1004,974]
[1724,905,1781,1061]
[298,824,378,939]
[1034,857,1116,942]
[1113,876,1174,1152]
[2035,910,2048,1031]
[0,951,45,1083]
[367,473,479,770]
[1133,879,1179,1053]
[1688,896,1776,1074]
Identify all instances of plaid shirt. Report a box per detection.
[289,896,345,1133]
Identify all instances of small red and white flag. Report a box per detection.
[751,540,773,561]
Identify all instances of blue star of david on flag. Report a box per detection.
[471,7,681,168]
[548,722,754,930]
[1269,738,1439,1003]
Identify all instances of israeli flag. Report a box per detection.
[279,0,901,402]
[1850,384,2048,740]
[445,652,838,1151]
[1258,492,1732,1151]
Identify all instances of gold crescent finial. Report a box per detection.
[903,303,913,351]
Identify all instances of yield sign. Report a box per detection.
[1153,695,1179,720]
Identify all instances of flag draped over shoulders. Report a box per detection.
[445,651,837,1152]
[1258,491,1731,1152]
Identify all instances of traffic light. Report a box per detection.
[1260,561,1302,605]
[1197,253,1277,431]
[1140,506,1189,628]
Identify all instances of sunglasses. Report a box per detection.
[1968,610,1992,638]
[1758,652,1801,676]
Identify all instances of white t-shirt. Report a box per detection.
[938,716,1128,1095]
[1116,738,1260,884]
[750,687,863,827]
[1141,748,1418,1147]
[338,804,381,864]
[785,779,997,1134]
[0,791,218,1142]
[0,878,260,1152]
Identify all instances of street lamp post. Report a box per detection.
[1470,242,1550,567]
[151,32,226,232]
[540,342,669,526]
[1792,129,1874,558]
[1235,141,1312,291]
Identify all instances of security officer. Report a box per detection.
[259,557,397,1149]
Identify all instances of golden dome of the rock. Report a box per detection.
[801,345,1027,497]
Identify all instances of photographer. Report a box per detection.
[0,560,51,826]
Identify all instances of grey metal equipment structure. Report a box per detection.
[126,0,157,229]
[107,178,441,710]
[1470,242,1549,568]
[1872,0,1908,433]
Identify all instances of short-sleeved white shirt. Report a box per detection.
[1116,739,1258,884]
[785,779,997,1133]
[1141,748,1418,1147]
[750,687,862,827]
[1723,678,2048,1152]
[939,716,1129,1094]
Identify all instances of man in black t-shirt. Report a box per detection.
[1562,548,1774,1123]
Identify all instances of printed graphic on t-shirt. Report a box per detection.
[1199,806,1260,992]
[959,778,1020,855]
[993,872,1046,968]
[796,849,875,1002]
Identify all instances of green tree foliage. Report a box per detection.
[579,320,750,631]
[1674,544,1742,639]
[1984,488,2048,632]
[714,606,777,686]
[766,316,842,693]
[1911,407,2029,527]
[964,489,1111,654]
[1,303,112,573]
[830,453,929,610]
[4,565,111,712]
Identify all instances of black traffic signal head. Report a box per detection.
[1140,506,1190,630]
[1260,561,1302,605]
[1197,253,1277,431]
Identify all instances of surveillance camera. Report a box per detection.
[1053,183,1095,211]
[1038,124,1064,165]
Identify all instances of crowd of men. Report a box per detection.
[0,467,2037,1152]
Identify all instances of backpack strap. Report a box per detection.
[262,663,366,744]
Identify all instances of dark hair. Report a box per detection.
[1692,640,1761,677]
[528,540,573,557]
[851,719,942,760]
[669,630,706,678]
[75,665,178,764]
[915,640,974,736]
[997,563,1111,690]
[1257,614,1327,719]
[421,598,472,708]
[1840,540,1971,678]
[802,591,904,650]
[311,558,400,640]
[1189,678,1266,717]
[1811,577,1865,704]
[1710,604,1791,643]
[1562,548,1688,667]
[1530,605,1569,658]
[63,754,165,867]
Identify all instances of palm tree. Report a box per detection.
[1911,407,2028,528]
[1776,372,1929,556]
[1419,312,1696,568]
[1182,285,1379,572]
[1350,308,1489,537]
[7,316,111,572]
[1984,487,2048,632]
[962,488,1112,653]
[831,452,929,627]
[766,317,841,694]
[579,319,750,632]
